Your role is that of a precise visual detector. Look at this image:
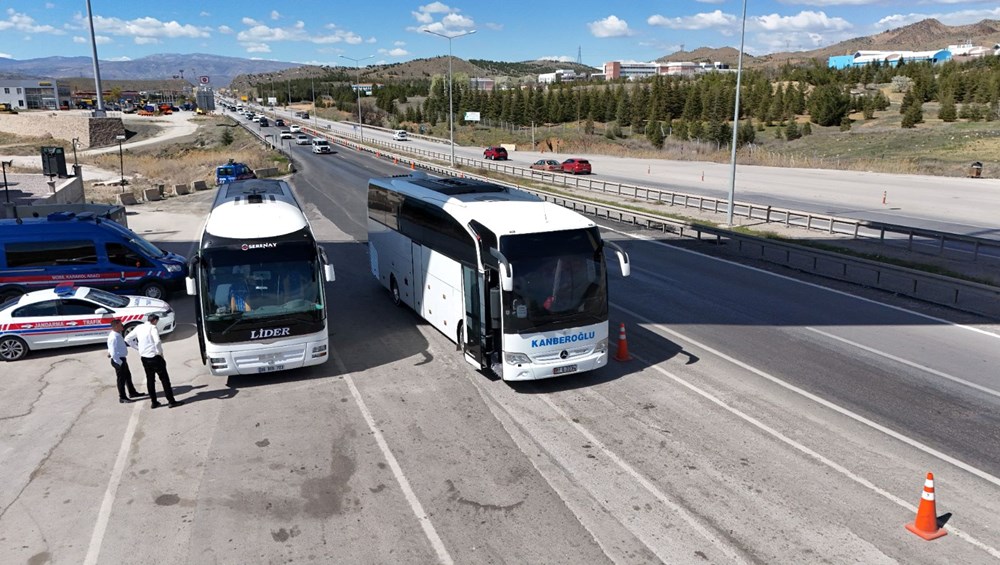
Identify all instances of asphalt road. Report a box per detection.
[2,139,999,564]
[251,103,1000,240]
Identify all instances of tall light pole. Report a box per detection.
[726,0,749,227]
[425,29,476,167]
[115,134,126,191]
[85,0,106,117]
[2,160,12,204]
[340,54,374,142]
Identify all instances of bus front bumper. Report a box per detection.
[500,347,608,381]
[207,340,329,376]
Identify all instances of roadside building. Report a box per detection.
[0,79,71,110]
[603,60,729,80]
[828,49,952,69]
[537,69,582,84]
[469,77,495,91]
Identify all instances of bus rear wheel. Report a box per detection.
[390,277,402,307]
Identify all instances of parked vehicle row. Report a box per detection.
[529,158,593,175]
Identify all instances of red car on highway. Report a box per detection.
[561,158,592,175]
[484,146,508,160]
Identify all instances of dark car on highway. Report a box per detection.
[274,118,285,127]
[484,146,508,160]
[561,158,591,175]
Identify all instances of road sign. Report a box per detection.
[464,111,481,122]
[199,75,210,85]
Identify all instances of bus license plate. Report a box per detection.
[553,364,577,375]
[258,364,284,373]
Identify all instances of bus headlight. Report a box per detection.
[595,338,608,354]
[209,357,227,369]
[311,344,328,358]
[505,352,531,365]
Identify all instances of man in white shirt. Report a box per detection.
[107,319,142,403]
[125,313,184,408]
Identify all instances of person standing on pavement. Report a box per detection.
[125,313,184,409]
[107,319,143,403]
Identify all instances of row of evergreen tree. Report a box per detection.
[253,56,1000,146]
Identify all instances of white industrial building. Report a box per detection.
[0,79,71,110]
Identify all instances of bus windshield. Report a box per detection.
[500,227,608,334]
[199,241,324,335]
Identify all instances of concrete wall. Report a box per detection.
[0,112,125,149]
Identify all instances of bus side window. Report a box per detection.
[106,242,153,268]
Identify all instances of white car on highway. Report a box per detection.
[311,138,332,154]
[294,133,310,145]
[0,284,175,361]
[289,124,301,133]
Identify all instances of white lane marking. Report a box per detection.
[633,351,1000,560]
[615,302,1000,490]
[537,394,750,564]
[806,326,1000,399]
[331,350,454,565]
[83,402,141,565]
[603,226,1000,340]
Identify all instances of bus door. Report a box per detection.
[462,265,486,368]
[410,242,423,311]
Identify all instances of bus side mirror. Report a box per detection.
[605,241,631,277]
[185,277,197,296]
[324,264,336,282]
[489,247,514,292]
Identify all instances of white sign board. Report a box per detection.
[464,111,481,122]
[267,96,278,106]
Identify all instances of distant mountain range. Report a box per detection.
[2,19,998,89]
[0,53,300,87]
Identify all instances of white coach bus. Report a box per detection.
[367,173,630,381]
[186,179,336,375]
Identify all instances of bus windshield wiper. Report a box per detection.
[219,312,245,334]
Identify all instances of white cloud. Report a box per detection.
[538,55,575,62]
[484,22,503,31]
[199,11,211,17]
[588,15,633,38]
[73,34,111,44]
[648,10,735,30]
[753,10,852,32]
[379,47,410,57]
[876,6,1000,28]
[218,25,233,34]
[366,37,376,43]
[241,17,258,26]
[394,40,406,47]
[408,2,475,34]
[0,8,64,34]
[82,14,210,41]
[237,21,366,50]
[245,42,271,53]
[780,0,883,5]
[107,56,131,62]
[271,10,281,20]
[0,52,11,58]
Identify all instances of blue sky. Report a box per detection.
[1,1,998,67]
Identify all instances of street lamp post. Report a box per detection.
[340,54,374,143]
[2,160,12,204]
[726,0,749,227]
[424,29,476,167]
[115,134,126,191]
[85,0,106,117]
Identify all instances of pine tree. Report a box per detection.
[937,92,957,122]
[645,120,665,149]
[785,118,801,140]
[801,121,812,136]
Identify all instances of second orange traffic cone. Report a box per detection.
[905,472,947,540]
[614,323,632,362]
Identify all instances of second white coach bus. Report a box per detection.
[367,173,630,381]
[186,179,336,375]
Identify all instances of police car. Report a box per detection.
[0,284,175,362]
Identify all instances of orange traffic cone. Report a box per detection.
[394,157,398,165]
[614,323,632,362]
[905,472,947,540]
[410,161,415,170]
